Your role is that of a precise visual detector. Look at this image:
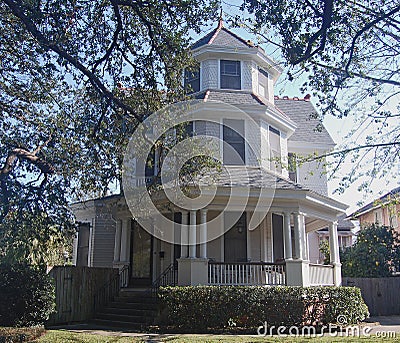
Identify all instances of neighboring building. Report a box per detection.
[72,21,348,288]
[309,214,356,264]
[349,186,400,231]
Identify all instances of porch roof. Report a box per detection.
[179,166,348,213]
[185,165,303,190]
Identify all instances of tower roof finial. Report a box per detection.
[218,3,223,28]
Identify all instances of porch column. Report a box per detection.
[180,211,189,258]
[189,210,197,258]
[119,219,130,263]
[113,220,122,263]
[283,212,292,260]
[329,221,342,286]
[329,221,340,263]
[299,214,308,260]
[293,212,303,259]
[286,212,310,286]
[177,210,208,286]
[200,209,208,258]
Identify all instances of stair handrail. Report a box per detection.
[149,263,177,296]
[93,264,130,312]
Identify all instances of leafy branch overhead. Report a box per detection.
[238,0,400,191]
[0,0,218,264]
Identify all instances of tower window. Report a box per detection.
[220,60,241,90]
[184,66,200,93]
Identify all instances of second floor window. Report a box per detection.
[258,67,269,98]
[389,205,399,228]
[223,119,245,165]
[374,209,383,225]
[288,153,297,183]
[269,126,281,173]
[220,60,241,90]
[184,67,200,93]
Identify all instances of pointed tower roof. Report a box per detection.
[192,19,256,50]
[191,19,283,80]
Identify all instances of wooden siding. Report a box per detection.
[297,159,328,196]
[91,211,116,268]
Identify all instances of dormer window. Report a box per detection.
[258,68,269,98]
[184,66,200,93]
[220,60,241,90]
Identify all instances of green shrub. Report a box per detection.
[158,286,369,331]
[0,264,56,327]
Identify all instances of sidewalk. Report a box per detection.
[365,316,400,334]
[49,317,400,339]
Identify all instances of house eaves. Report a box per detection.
[194,91,297,135]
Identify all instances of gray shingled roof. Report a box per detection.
[195,89,265,106]
[192,26,254,50]
[182,166,305,191]
[318,214,355,232]
[275,99,335,145]
[194,90,293,124]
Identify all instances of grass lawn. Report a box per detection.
[37,330,140,342]
[34,331,399,343]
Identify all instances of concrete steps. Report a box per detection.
[92,290,159,330]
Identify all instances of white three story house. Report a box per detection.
[72,21,347,288]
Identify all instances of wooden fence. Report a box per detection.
[343,277,400,316]
[47,266,118,325]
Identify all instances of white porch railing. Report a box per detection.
[208,262,286,286]
[309,263,334,286]
[134,177,154,187]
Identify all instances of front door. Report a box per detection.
[224,213,247,262]
[130,221,153,286]
[272,214,284,262]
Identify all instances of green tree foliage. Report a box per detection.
[0,263,56,326]
[341,224,400,277]
[238,0,400,192]
[0,0,218,264]
[319,239,330,265]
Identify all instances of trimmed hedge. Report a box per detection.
[0,264,56,327]
[158,286,369,331]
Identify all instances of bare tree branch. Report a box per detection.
[345,4,400,76]
[3,0,139,120]
[291,0,334,64]
[313,62,400,87]
[306,142,400,162]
